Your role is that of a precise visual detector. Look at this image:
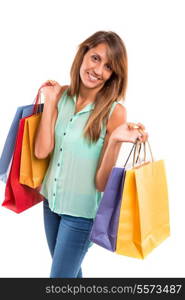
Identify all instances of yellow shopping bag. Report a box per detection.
[116,141,170,259]
[19,112,50,188]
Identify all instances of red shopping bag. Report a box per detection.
[2,116,44,213]
[1,82,52,213]
[1,81,57,213]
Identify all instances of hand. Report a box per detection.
[110,122,149,144]
[41,80,63,104]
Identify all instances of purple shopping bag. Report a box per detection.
[89,142,140,252]
[89,167,126,251]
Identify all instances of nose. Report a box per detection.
[93,63,104,78]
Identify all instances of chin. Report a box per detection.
[83,77,105,89]
[82,81,99,89]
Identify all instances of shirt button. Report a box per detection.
[57,163,60,166]
[70,118,72,121]
[53,193,55,196]
[60,148,62,151]
[64,132,66,135]
[54,178,57,181]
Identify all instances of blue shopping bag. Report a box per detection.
[0,103,43,183]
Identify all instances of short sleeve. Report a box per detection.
[57,89,68,112]
[108,100,124,119]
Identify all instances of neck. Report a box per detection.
[77,82,102,103]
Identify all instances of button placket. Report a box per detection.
[52,115,75,210]
[52,144,64,209]
[68,114,75,125]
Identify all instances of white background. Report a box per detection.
[0,0,184,278]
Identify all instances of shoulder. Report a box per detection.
[58,85,69,100]
[57,85,69,109]
[107,102,127,135]
[60,85,69,96]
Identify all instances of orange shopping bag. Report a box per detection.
[116,140,170,259]
[19,112,50,188]
[19,84,52,188]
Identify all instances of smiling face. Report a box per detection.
[79,43,113,91]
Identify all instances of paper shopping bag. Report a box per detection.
[19,113,50,188]
[89,167,126,251]
[89,143,139,251]
[116,159,170,259]
[2,117,44,213]
[0,104,43,183]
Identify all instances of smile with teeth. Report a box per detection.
[87,72,100,82]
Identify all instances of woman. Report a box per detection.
[34,31,148,278]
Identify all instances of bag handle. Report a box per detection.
[31,83,69,115]
[31,82,51,115]
[123,139,143,168]
[123,142,137,168]
[124,139,154,169]
[133,139,154,167]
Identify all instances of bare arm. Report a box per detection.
[95,104,148,192]
[95,104,126,192]
[34,99,57,159]
[34,83,68,159]
[95,137,123,192]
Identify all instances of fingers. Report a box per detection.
[42,80,57,86]
[128,122,139,129]
[138,130,149,142]
[127,122,148,143]
[137,122,145,130]
[40,80,58,93]
[47,80,57,86]
[128,122,145,130]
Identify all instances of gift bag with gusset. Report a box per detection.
[116,141,170,259]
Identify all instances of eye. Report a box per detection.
[105,64,112,71]
[91,55,99,61]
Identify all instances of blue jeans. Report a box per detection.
[43,198,94,278]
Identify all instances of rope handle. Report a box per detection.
[124,138,154,169]
[31,82,54,115]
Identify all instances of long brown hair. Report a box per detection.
[67,31,128,143]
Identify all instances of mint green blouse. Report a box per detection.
[39,89,124,219]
